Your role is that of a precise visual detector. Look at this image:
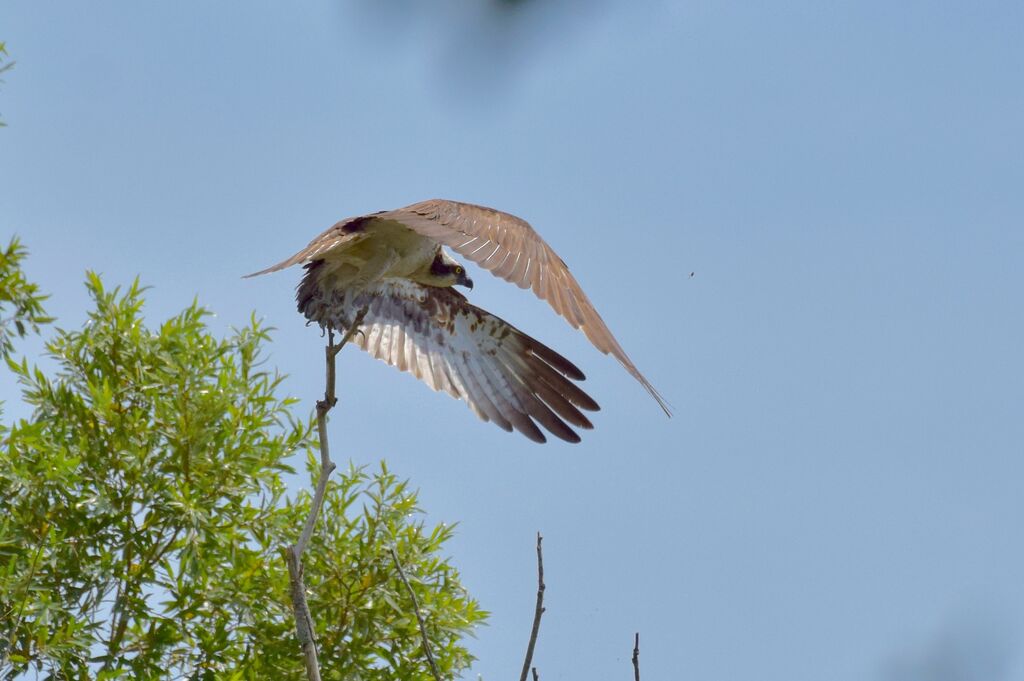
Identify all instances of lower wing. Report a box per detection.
[303,277,600,443]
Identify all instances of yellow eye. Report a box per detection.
[455,266,464,275]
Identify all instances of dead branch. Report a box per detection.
[519,532,546,681]
[286,311,367,681]
[632,632,640,681]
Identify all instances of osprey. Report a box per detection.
[247,199,669,443]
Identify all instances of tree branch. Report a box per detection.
[519,532,546,681]
[632,632,640,681]
[286,310,367,681]
[5,525,47,661]
[389,546,442,681]
[285,549,321,681]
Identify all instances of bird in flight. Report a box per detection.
[247,199,669,443]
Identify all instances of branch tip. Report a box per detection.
[519,532,546,681]
[632,631,640,681]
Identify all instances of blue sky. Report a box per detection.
[3,2,1024,679]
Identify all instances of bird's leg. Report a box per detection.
[328,307,369,361]
[319,307,369,411]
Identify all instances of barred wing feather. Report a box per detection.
[380,199,671,415]
[306,279,600,444]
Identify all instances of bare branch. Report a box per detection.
[519,532,546,681]
[285,547,321,681]
[297,311,367,555]
[389,546,443,681]
[286,309,368,681]
[532,668,539,681]
[632,632,640,681]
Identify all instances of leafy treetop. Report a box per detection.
[0,250,486,680]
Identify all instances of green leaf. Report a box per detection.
[0,260,486,679]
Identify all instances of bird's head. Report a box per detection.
[428,251,474,290]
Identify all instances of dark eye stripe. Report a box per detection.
[429,254,449,277]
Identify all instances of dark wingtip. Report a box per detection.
[525,429,547,444]
[525,339,586,381]
[515,417,547,443]
[545,426,581,444]
[577,394,600,413]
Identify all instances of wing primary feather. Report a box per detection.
[498,366,580,443]
[505,349,600,412]
[377,199,670,414]
[518,336,586,381]
[295,266,609,441]
[498,356,593,429]
[473,354,546,443]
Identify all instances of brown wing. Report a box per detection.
[377,199,672,416]
[243,216,371,278]
[302,277,600,444]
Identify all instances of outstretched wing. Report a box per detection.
[243,216,371,278]
[377,199,671,416]
[304,277,600,443]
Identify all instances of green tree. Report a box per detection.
[0,247,486,679]
[0,238,52,359]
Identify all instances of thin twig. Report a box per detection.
[531,668,539,681]
[286,309,367,681]
[296,312,367,555]
[5,525,47,661]
[632,632,640,681]
[389,547,442,681]
[519,532,546,681]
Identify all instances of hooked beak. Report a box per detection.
[457,272,474,290]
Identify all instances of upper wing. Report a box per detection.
[377,199,671,415]
[243,215,371,278]
[309,278,600,444]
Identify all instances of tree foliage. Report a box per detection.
[0,250,486,679]
[0,238,53,359]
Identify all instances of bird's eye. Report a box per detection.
[455,266,464,275]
